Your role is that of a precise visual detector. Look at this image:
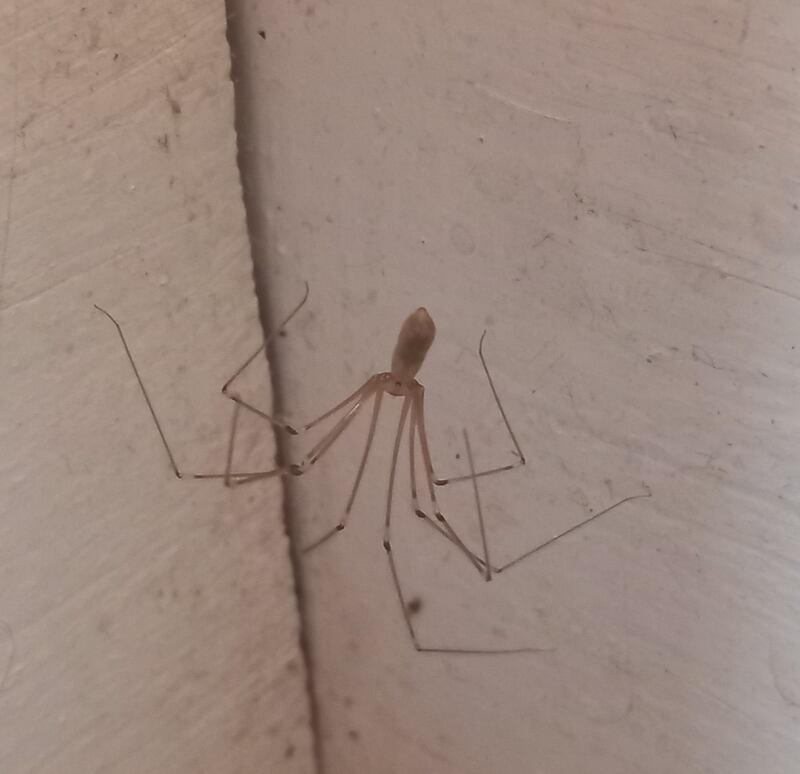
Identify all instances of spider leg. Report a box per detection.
[387,403,551,654]
[302,387,385,553]
[196,377,379,485]
[434,331,526,487]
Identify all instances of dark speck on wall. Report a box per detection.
[258,29,266,39]
[165,87,181,116]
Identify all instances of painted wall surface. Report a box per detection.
[233,1,800,773]
[0,2,314,772]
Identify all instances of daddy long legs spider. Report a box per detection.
[95,286,650,654]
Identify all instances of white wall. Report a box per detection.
[234,1,800,772]
[0,2,314,772]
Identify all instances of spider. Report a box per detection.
[96,286,649,654]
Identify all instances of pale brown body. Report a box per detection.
[389,307,436,390]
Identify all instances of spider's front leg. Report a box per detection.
[432,331,526,488]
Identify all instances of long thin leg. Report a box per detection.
[219,281,310,435]
[412,388,485,576]
[302,388,385,553]
[223,400,241,487]
[218,281,369,440]
[94,284,309,479]
[196,378,377,485]
[434,331,526,486]
[417,461,651,579]
[493,487,652,574]
[381,398,421,642]
[463,429,491,581]
[199,284,311,481]
[382,397,428,648]
[208,376,372,487]
[408,403,421,516]
[382,396,412,549]
[226,377,368,437]
[385,399,549,655]
[408,399,487,573]
[94,305,183,478]
[418,488,652,576]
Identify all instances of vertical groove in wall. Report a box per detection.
[223,4,324,772]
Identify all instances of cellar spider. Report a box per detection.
[95,285,650,655]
